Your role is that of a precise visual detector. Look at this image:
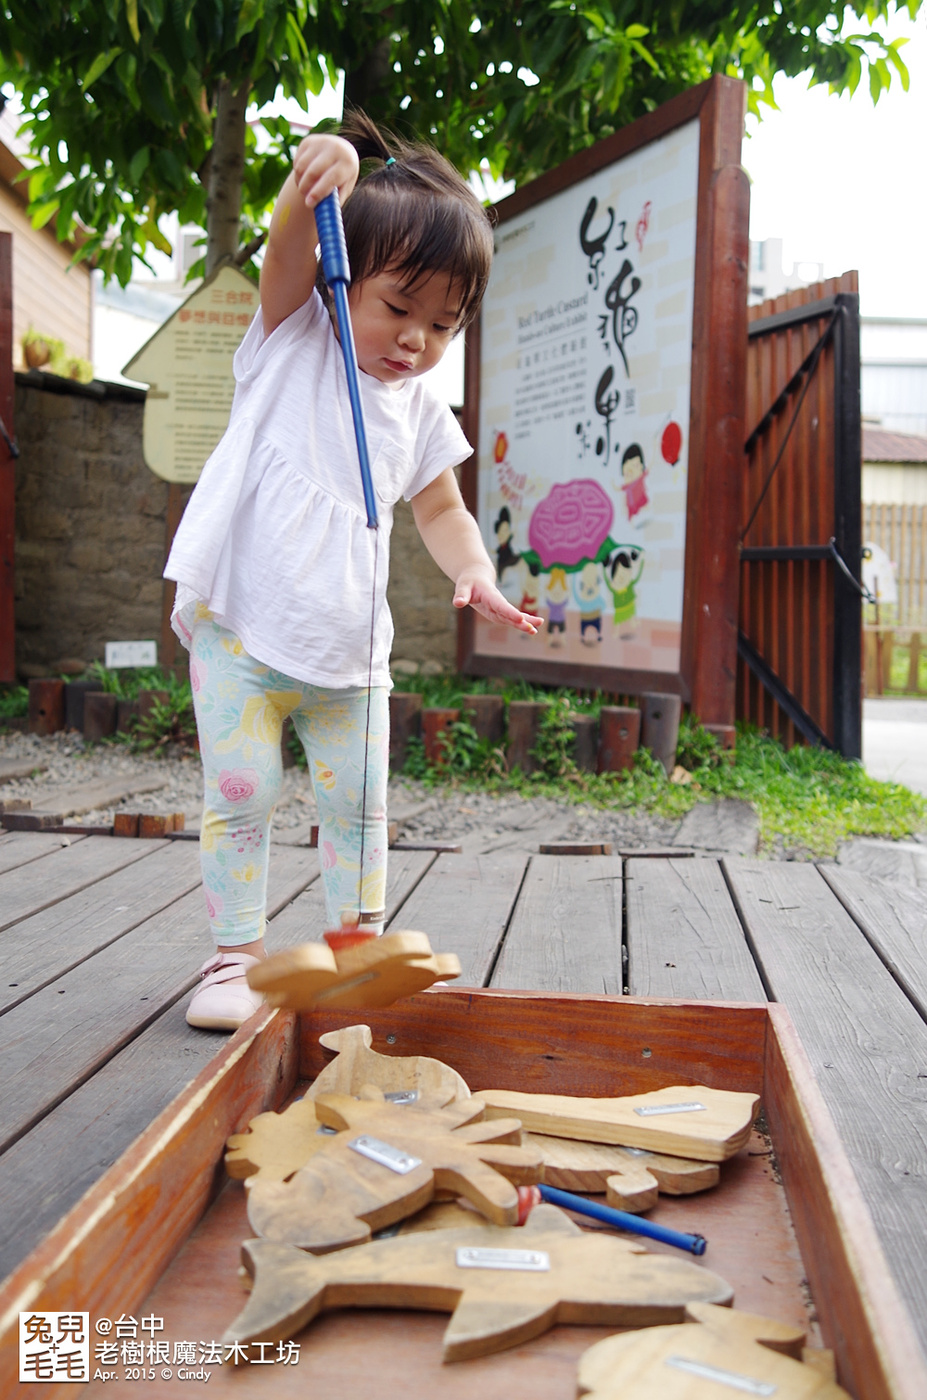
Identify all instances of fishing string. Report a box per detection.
[357,526,379,925]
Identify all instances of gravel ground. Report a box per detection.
[0,730,679,852]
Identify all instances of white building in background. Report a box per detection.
[748,237,824,305]
[860,317,927,438]
[748,237,927,443]
[92,223,201,386]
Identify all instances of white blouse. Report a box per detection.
[165,290,471,689]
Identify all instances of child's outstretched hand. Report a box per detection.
[453,568,541,635]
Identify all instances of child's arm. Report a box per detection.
[411,470,539,634]
[260,133,360,337]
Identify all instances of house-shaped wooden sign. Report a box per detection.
[122,263,257,484]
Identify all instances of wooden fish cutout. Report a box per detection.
[225,1019,473,1181]
[224,1205,735,1363]
[525,1133,719,1212]
[477,1085,759,1162]
[226,1095,333,1184]
[248,929,461,1010]
[306,1023,471,1102]
[246,1089,540,1251]
[577,1301,849,1397]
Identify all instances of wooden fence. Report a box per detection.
[863,502,927,628]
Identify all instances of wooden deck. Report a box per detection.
[2,826,927,1379]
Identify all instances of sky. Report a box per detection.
[744,9,927,318]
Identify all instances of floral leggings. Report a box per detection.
[190,619,389,946]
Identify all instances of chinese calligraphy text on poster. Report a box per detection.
[475,119,699,678]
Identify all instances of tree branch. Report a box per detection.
[235,230,266,267]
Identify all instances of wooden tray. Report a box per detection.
[1,990,924,1399]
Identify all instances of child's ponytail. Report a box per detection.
[334,109,494,328]
[339,110,397,168]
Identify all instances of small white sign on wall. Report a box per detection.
[105,640,158,669]
[862,542,898,606]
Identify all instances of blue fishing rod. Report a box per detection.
[313,187,379,937]
[314,189,379,531]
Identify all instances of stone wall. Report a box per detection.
[386,489,460,672]
[11,370,458,678]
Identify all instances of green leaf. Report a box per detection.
[30,198,60,231]
[885,41,910,92]
[129,145,150,183]
[868,59,882,103]
[125,0,140,44]
[236,0,264,43]
[82,47,122,90]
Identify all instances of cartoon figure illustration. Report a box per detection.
[571,560,605,646]
[518,557,543,617]
[604,544,645,640]
[619,442,649,523]
[545,568,569,648]
[494,505,521,579]
[515,556,543,626]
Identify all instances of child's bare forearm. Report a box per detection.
[412,471,492,582]
[418,501,495,585]
[412,471,539,635]
[261,134,359,336]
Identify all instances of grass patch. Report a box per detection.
[400,692,927,858]
[0,684,29,719]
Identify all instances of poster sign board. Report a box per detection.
[461,78,749,726]
[122,263,257,484]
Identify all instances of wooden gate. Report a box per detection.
[738,273,862,757]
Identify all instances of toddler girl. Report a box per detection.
[166,113,536,1030]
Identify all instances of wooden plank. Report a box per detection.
[819,865,927,1022]
[724,857,927,1363]
[672,798,759,855]
[626,857,766,1001]
[0,1005,298,1398]
[0,1000,231,1281]
[0,839,202,1015]
[490,855,623,994]
[268,848,436,946]
[835,839,927,890]
[0,758,47,784]
[0,829,87,878]
[387,850,528,986]
[0,832,164,932]
[1,773,168,828]
[0,873,322,1282]
[300,994,769,1099]
[0,844,315,1155]
[765,1004,927,1400]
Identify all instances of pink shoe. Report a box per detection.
[186,952,264,1031]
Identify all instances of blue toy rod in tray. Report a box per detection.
[315,189,379,531]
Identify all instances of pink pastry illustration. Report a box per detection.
[528,478,614,569]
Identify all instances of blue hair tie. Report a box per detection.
[385,156,396,167]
